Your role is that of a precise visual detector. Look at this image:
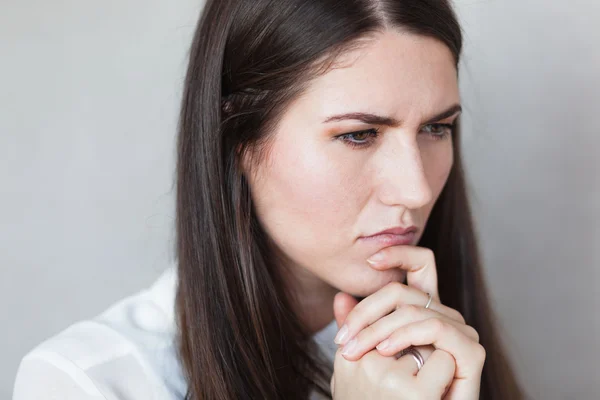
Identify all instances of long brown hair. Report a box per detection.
[175,0,526,398]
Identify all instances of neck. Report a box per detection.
[267,241,338,335]
[284,262,338,335]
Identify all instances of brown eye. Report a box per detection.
[351,131,370,141]
[336,128,380,149]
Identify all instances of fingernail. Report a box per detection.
[376,339,390,351]
[334,324,349,344]
[367,252,385,264]
[341,338,357,356]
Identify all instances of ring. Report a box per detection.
[424,292,433,309]
[396,346,424,371]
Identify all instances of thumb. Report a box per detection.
[333,292,359,329]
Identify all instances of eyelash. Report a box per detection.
[337,123,455,149]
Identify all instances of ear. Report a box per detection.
[333,292,359,329]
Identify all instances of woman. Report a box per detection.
[14,0,526,399]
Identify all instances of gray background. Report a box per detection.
[1,0,598,398]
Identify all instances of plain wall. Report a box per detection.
[1,0,598,398]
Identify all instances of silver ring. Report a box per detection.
[424,292,433,309]
[396,346,424,371]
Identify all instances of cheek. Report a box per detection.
[250,137,364,258]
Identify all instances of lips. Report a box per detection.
[360,231,417,246]
[365,225,417,238]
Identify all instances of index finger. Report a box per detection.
[367,245,440,301]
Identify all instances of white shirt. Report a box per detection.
[13,263,339,399]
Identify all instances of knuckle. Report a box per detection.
[386,280,405,294]
[389,283,408,308]
[475,344,487,361]
[400,304,421,318]
[426,317,446,334]
[423,247,435,260]
[466,325,480,342]
[450,309,466,323]
[438,349,455,364]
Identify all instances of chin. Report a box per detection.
[336,267,407,298]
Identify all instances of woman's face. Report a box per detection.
[244,30,460,298]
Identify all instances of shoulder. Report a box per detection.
[13,264,187,400]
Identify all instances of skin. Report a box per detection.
[243,29,485,398]
[244,29,457,331]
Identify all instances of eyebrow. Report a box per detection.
[322,104,462,127]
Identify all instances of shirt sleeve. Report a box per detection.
[13,351,106,400]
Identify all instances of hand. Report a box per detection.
[330,246,485,399]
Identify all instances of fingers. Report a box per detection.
[333,292,359,329]
[366,245,440,301]
[331,243,484,399]
[376,318,486,382]
[334,281,466,346]
[339,306,479,360]
[333,345,454,399]
[333,347,399,396]
[393,344,435,375]
[413,349,456,397]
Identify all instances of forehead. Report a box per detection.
[294,30,460,121]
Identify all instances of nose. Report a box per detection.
[375,137,434,210]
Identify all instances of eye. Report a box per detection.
[421,123,455,140]
[336,128,380,149]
